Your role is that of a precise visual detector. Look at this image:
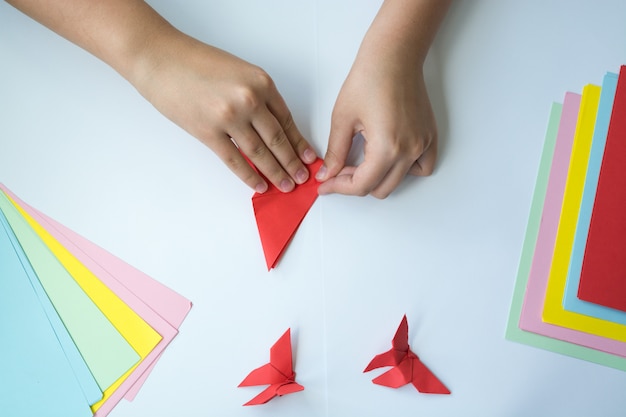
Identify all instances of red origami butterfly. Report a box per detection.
[238,328,304,405]
[364,315,450,394]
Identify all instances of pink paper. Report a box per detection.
[1,185,192,415]
[518,93,626,357]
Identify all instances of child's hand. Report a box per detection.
[7,0,317,193]
[315,0,449,199]
[133,33,317,193]
[316,52,437,199]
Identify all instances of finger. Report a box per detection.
[266,91,318,165]
[252,107,310,185]
[316,116,358,182]
[318,148,393,197]
[232,124,295,193]
[316,165,352,195]
[408,139,437,176]
[212,133,269,193]
[370,160,414,199]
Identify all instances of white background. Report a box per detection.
[2,1,626,416]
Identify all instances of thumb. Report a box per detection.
[316,119,356,181]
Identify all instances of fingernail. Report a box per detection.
[255,182,268,194]
[315,164,327,181]
[303,148,316,163]
[280,178,294,192]
[295,168,308,184]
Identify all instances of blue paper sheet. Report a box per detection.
[0,209,102,404]
[0,213,93,417]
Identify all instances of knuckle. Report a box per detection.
[282,112,295,132]
[215,102,237,123]
[250,143,269,159]
[418,160,435,176]
[251,67,274,90]
[353,184,371,197]
[421,166,435,176]
[269,129,288,148]
[371,190,390,200]
[234,85,261,111]
[224,152,245,171]
[408,141,426,158]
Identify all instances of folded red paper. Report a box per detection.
[252,158,323,270]
[238,328,304,406]
[364,315,450,394]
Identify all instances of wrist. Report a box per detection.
[114,15,183,91]
[358,0,451,70]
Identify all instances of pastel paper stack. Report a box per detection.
[0,185,192,416]
[506,65,626,371]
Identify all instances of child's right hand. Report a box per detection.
[131,29,317,194]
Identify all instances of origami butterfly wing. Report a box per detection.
[238,363,287,387]
[276,381,305,396]
[371,359,413,388]
[364,315,410,372]
[242,380,304,406]
[242,385,280,406]
[269,328,295,378]
[410,358,451,394]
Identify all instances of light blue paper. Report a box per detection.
[562,72,626,323]
[0,214,93,417]
[0,210,102,405]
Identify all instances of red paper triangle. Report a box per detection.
[252,158,323,270]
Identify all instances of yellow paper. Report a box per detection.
[542,84,626,342]
[8,195,162,410]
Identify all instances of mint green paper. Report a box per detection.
[0,191,140,389]
[505,102,626,371]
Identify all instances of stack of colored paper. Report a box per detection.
[0,185,192,416]
[506,65,626,371]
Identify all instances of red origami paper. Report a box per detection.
[578,65,626,312]
[252,158,323,270]
[238,328,304,406]
[364,315,450,394]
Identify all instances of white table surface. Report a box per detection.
[2,1,626,416]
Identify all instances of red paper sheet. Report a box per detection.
[364,315,450,394]
[578,65,626,312]
[252,158,323,270]
[238,328,304,405]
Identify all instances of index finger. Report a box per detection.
[317,149,393,197]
